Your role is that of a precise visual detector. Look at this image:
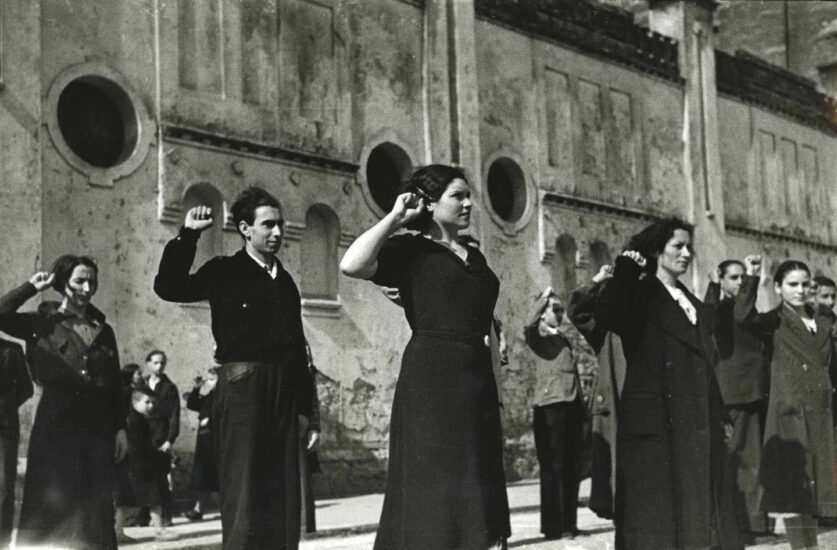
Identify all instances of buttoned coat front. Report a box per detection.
[594,257,741,550]
[758,305,837,517]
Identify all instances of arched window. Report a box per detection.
[589,240,612,278]
[182,183,224,271]
[551,234,577,302]
[301,204,340,300]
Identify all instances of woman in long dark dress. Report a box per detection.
[341,165,510,549]
[593,218,742,550]
[0,255,127,550]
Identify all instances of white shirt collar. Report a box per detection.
[246,249,278,279]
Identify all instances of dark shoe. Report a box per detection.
[543,531,562,540]
[184,510,203,521]
[161,517,174,527]
[566,528,587,539]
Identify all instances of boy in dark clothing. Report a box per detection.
[0,339,33,546]
[115,388,176,541]
[143,350,180,526]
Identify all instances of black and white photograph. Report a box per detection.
[1,0,837,548]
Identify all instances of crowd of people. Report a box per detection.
[0,164,833,550]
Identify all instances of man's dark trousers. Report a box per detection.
[0,429,17,546]
[214,362,300,550]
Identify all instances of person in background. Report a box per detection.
[524,286,586,540]
[140,350,180,527]
[0,256,127,549]
[0,337,33,546]
[757,261,837,549]
[566,264,624,521]
[704,255,772,539]
[812,276,836,323]
[183,367,219,521]
[116,387,177,542]
[300,342,321,534]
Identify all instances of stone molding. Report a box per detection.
[162,125,359,175]
[716,50,837,135]
[474,0,681,82]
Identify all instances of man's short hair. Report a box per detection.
[718,259,745,277]
[230,186,281,236]
[814,275,836,289]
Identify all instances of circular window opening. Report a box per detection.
[56,76,139,169]
[366,143,412,213]
[486,157,527,223]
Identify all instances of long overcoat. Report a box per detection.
[594,257,742,550]
[758,305,837,517]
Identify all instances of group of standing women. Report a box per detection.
[343,163,837,549]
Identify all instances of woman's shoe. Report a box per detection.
[184,509,203,521]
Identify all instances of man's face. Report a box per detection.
[146,353,166,376]
[241,205,284,256]
[541,296,564,329]
[816,285,837,311]
[720,263,745,299]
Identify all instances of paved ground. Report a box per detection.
[116,479,837,549]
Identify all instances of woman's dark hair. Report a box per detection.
[718,259,745,277]
[121,363,141,387]
[230,186,281,237]
[145,349,167,363]
[625,217,694,273]
[401,164,467,233]
[50,255,99,294]
[773,260,809,285]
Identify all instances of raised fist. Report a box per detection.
[29,271,55,292]
[389,192,426,227]
[709,268,720,284]
[744,254,762,276]
[185,206,214,232]
[592,264,614,284]
[620,250,647,268]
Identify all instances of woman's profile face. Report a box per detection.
[657,229,693,276]
[131,369,144,386]
[775,269,810,308]
[64,265,98,308]
[430,178,472,229]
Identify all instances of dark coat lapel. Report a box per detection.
[778,305,830,367]
[649,278,704,356]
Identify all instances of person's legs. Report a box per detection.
[0,433,18,547]
[562,400,585,534]
[784,514,819,549]
[534,403,569,538]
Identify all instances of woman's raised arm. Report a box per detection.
[340,192,425,280]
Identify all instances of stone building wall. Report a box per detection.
[1,0,836,499]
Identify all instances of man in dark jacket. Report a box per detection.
[144,350,180,526]
[524,287,585,540]
[0,338,33,545]
[154,186,315,550]
[704,254,770,537]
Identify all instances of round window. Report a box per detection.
[486,157,527,223]
[56,76,138,169]
[365,143,412,213]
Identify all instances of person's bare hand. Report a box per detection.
[744,254,762,277]
[540,286,556,300]
[709,269,720,284]
[620,250,647,267]
[389,192,427,227]
[185,206,214,232]
[592,264,614,284]
[115,430,128,462]
[29,272,55,292]
[158,441,172,453]
[305,430,320,453]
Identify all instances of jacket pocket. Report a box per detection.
[619,391,662,439]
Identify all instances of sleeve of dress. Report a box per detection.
[12,344,33,407]
[593,255,645,339]
[185,390,202,413]
[370,234,415,288]
[567,283,606,353]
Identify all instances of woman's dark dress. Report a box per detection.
[371,234,511,549]
[186,389,219,492]
[0,283,123,550]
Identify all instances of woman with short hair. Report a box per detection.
[341,164,511,549]
[0,255,127,549]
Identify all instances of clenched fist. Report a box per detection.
[29,271,55,292]
[185,206,214,232]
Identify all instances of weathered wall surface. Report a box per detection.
[2,0,837,499]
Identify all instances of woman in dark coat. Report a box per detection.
[594,218,741,550]
[757,261,836,549]
[341,165,510,549]
[0,255,127,550]
[183,367,219,520]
